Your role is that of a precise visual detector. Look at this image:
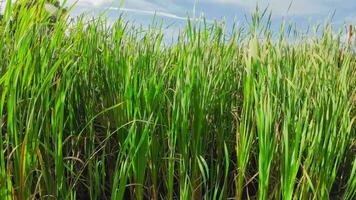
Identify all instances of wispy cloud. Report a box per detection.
[66,0,114,7]
[208,0,336,15]
[65,0,167,11]
[64,0,179,18]
[108,7,212,22]
[109,7,187,20]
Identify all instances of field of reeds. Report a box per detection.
[0,1,355,199]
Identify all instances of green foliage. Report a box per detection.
[0,1,355,199]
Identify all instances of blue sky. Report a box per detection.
[60,0,356,41]
[1,0,355,34]
[62,0,355,41]
[64,0,355,23]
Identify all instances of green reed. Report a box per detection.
[0,1,355,199]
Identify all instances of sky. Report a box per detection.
[1,0,355,35]
[63,0,355,22]
[63,0,355,41]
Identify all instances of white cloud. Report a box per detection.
[64,0,162,10]
[108,6,214,23]
[210,0,334,15]
[65,0,114,7]
[63,0,170,17]
[108,7,187,21]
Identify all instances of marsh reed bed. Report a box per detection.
[0,1,355,199]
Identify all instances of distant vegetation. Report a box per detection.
[0,1,355,199]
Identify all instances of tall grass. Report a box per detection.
[0,1,355,199]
